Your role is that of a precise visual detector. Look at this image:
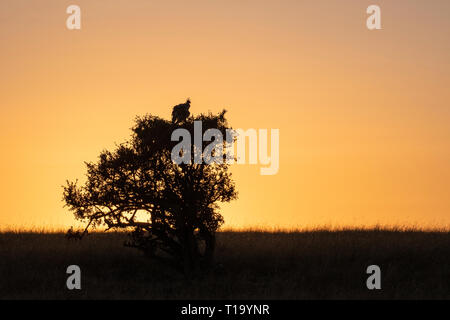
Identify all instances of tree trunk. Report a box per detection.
[201,226,216,268]
[181,227,200,278]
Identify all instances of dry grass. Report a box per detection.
[0,229,449,299]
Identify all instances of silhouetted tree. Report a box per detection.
[63,101,237,276]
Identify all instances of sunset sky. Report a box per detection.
[1,0,449,229]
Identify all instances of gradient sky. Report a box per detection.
[1,0,449,229]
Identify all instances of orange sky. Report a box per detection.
[1,0,449,229]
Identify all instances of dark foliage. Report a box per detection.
[63,102,237,275]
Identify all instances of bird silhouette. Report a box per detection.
[171,98,191,124]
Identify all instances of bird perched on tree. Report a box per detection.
[171,99,191,124]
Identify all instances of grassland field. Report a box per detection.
[0,228,449,299]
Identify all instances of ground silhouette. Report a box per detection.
[0,228,449,299]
